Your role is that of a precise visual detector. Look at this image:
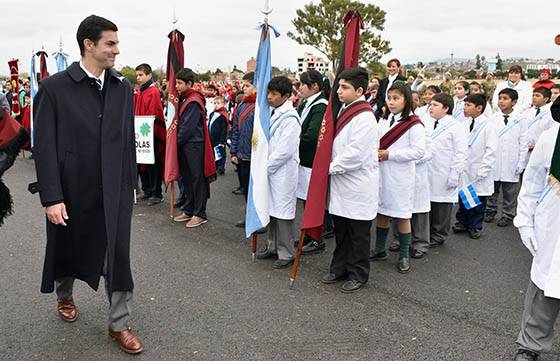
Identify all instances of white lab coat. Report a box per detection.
[378,112,426,218]
[413,109,435,213]
[514,123,560,298]
[452,96,469,123]
[524,103,555,148]
[428,115,469,202]
[492,112,528,182]
[267,100,301,219]
[463,115,499,196]
[328,97,379,221]
[492,80,533,115]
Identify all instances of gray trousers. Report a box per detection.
[389,212,430,252]
[516,281,560,354]
[429,202,453,246]
[486,181,519,220]
[55,253,132,332]
[266,216,295,260]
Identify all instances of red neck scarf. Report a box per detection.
[242,93,257,104]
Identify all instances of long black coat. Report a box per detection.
[375,74,407,119]
[33,62,136,294]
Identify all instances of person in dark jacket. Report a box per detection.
[32,15,143,354]
[208,95,228,175]
[375,58,407,120]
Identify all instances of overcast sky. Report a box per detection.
[2,0,560,76]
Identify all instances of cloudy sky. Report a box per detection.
[1,0,559,76]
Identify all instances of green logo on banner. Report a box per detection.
[140,122,151,137]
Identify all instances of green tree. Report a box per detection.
[288,0,391,72]
[120,66,136,84]
[496,53,503,71]
[367,61,387,77]
[475,54,481,69]
[198,71,211,82]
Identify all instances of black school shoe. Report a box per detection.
[398,257,410,273]
[302,240,325,255]
[174,198,185,209]
[497,217,513,227]
[411,249,426,259]
[341,280,364,293]
[272,258,294,269]
[484,213,496,223]
[514,349,539,360]
[468,228,481,239]
[321,273,346,284]
[147,196,163,206]
[369,250,387,261]
[452,222,468,233]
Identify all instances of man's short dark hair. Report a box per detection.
[464,94,487,113]
[552,84,560,90]
[499,88,519,102]
[175,68,197,86]
[242,72,254,84]
[135,63,152,74]
[267,76,292,97]
[76,15,118,56]
[338,66,368,94]
[533,86,552,101]
[431,93,454,115]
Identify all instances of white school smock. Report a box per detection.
[492,112,528,182]
[492,80,533,115]
[428,115,469,203]
[267,100,301,220]
[514,123,560,298]
[413,109,435,213]
[463,115,499,196]
[328,97,378,220]
[378,112,426,219]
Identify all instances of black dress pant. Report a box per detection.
[238,159,251,201]
[178,142,208,218]
[330,215,372,284]
[139,162,162,198]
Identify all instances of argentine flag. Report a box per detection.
[459,184,482,210]
[245,23,280,238]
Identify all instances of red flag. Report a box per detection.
[300,11,364,240]
[163,30,185,184]
[8,59,20,117]
[36,50,49,79]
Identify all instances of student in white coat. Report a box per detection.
[370,82,425,273]
[470,81,494,119]
[320,67,378,293]
[486,88,528,227]
[452,81,470,124]
[512,100,560,360]
[523,87,555,157]
[452,94,498,239]
[255,76,301,269]
[492,65,532,115]
[426,93,469,247]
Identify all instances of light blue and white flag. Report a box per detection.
[245,22,280,238]
[459,184,481,210]
[29,51,39,147]
[52,50,69,72]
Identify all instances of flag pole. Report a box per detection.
[289,230,307,288]
[251,233,258,262]
[169,183,175,220]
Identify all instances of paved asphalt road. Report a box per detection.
[1,157,559,361]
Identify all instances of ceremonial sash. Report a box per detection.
[379,114,423,150]
[468,119,489,146]
[237,102,256,128]
[334,100,372,137]
[498,117,520,138]
[431,118,458,140]
[528,110,548,129]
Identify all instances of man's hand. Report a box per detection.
[46,203,69,226]
[231,156,239,165]
[378,150,389,162]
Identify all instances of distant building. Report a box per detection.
[230,65,244,81]
[487,58,497,73]
[297,52,330,74]
[246,57,256,73]
[526,61,560,72]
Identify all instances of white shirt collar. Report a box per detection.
[304,92,321,106]
[271,98,293,115]
[388,74,398,82]
[79,60,105,89]
[390,112,403,122]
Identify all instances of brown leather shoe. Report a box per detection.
[109,328,144,354]
[186,216,208,228]
[57,298,78,322]
[173,213,191,222]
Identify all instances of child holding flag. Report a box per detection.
[207,96,228,175]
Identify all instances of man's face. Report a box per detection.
[5,83,12,92]
[532,92,548,107]
[498,94,516,112]
[175,79,190,94]
[85,30,120,70]
[267,90,288,108]
[242,80,255,97]
[463,101,481,118]
[429,100,447,120]
[337,79,363,105]
[135,71,151,86]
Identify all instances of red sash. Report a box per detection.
[0,110,23,148]
[215,107,230,130]
[179,90,217,182]
[237,102,255,128]
[334,101,373,137]
[379,114,423,150]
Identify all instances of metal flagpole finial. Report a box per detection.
[172,7,178,30]
[58,36,63,51]
[261,0,273,24]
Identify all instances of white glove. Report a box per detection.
[516,165,525,175]
[447,175,459,189]
[518,226,537,256]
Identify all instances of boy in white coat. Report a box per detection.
[426,93,469,247]
[321,67,378,293]
[452,94,498,239]
[524,87,554,156]
[485,88,528,227]
[512,98,560,361]
[255,76,301,269]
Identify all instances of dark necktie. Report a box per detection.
[91,77,102,92]
[503,115,509,125]
[469,118,475,132]
[535,107,541,116]
[433,120,439,130]
[389,114,395,127]
[271,109,275,117]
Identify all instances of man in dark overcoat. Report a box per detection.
[32,15,143,354]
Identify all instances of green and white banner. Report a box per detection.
[134,115,155,164]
